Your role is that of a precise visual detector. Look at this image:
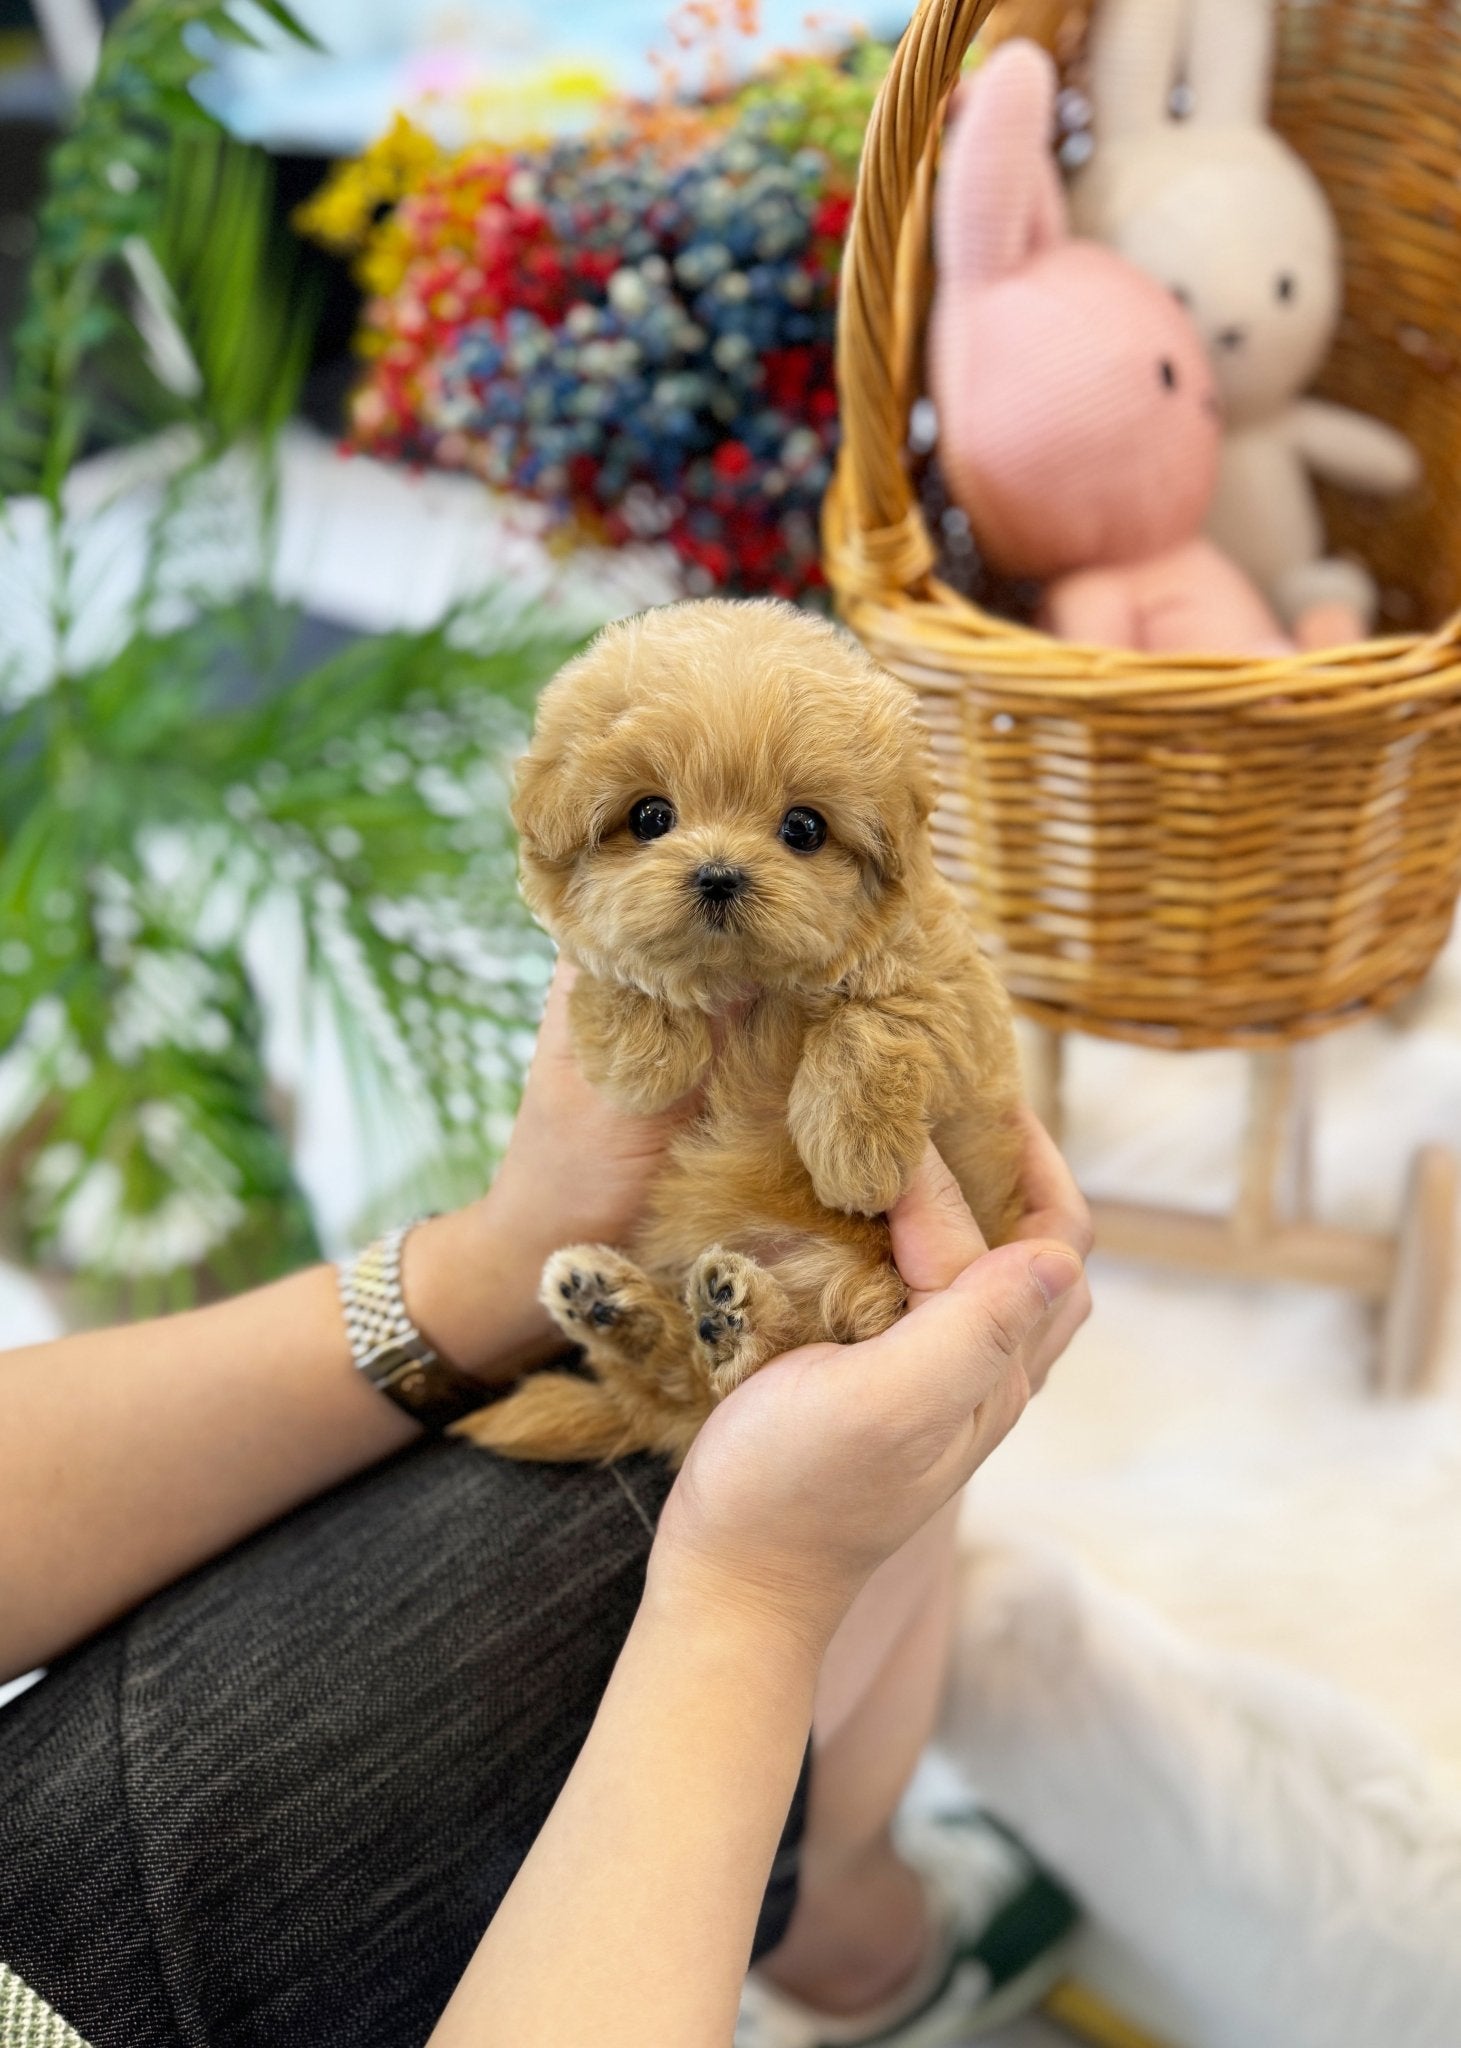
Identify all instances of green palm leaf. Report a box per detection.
[0,0,317,500]
[0,2,593,1308]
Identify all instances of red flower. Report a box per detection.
[813,194,853,241]
[712,439,753,478]
[762,346,816,408]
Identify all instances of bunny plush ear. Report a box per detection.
[1185,0,1275,125]
[1087,0,1185,140]
[1089,0,1276,135]
[935,40,1068,290]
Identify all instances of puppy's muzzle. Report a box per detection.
[690,862,749,925]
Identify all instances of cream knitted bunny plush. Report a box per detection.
[1071,0,1420,646]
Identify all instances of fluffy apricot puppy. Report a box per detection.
[455,598,1024,1466]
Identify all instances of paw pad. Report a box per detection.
[550,1264,621,1328]
[688,1254,756,1371]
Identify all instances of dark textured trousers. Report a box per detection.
[0,1438,804,2047]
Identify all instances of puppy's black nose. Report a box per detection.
[1216,326,1246,351]
[693,863,748,905]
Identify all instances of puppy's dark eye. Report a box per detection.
[1158,358,1178,391]
[779,806,827,853]
[1276,272,1296,302]
[629,796,676,841]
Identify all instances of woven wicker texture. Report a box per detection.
[826,0,1461,1047]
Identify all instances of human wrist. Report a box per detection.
[400,1200,559,1386]
[638,1549,833,1700]
[644,1525,853,1672]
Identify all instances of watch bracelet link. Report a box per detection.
[337,1222,489,1430]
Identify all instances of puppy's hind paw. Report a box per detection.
[685,1248,797,1398]
[543,1249,621,1331]
[540,1246,664,1357]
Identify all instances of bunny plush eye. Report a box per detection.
[1158,358,1179,391]
[1275,272,1297,303]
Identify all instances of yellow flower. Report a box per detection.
[294,115,443,255]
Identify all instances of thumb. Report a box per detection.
[870,1234,1085,1417]
[888,1143,988,1305]
[948,1234,1085,1334]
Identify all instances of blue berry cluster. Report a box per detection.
[425,116,846,594]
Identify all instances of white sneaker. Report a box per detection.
[735,1809,1079,2047]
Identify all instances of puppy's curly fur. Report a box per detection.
[455,599,1024,1466]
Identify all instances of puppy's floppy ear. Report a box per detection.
[855,721,936,890]
[905,742,936,831]
[513,622,641,869]
[511,645,604,869]
[511,731,582,870]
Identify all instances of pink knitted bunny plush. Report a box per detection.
[930,39,1291,657]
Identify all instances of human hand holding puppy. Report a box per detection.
[401,955,703,1382]
[652,1136,1088,1648]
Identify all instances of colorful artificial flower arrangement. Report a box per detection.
[297,26,895,598]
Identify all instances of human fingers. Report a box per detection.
[958,1326,1037,1469]
[1021,1269,1092,1394]
[886,1139,1086,1403]
[1008,1105,1094,1261]
[886,1143,989,1305]
[509,957,580,1113]
[867,1233,1084,1425]
[1004,1109,1092,1391]
[532,954,577,1065]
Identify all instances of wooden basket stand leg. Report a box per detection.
[1027,1028,1457,1395]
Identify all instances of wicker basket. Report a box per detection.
[825,0,1461,1049]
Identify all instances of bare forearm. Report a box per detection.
[429,1574,823,2048]
[0,1197,558,1678]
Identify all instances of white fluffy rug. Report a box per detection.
[940,931,1461,2045]
[942,1541,1461,2048]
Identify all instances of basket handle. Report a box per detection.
[829,0,1001,600]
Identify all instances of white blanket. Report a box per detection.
[939,935,1461,2046]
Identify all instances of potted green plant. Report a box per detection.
[0,0,582,1318]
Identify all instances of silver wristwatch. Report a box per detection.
[337,1224,488,1430]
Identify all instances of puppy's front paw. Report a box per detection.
[685,1248,795,1397]
[570,978,710,1114]
[798,1115,923,1218]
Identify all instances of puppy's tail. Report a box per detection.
[451,1372,637,1464]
